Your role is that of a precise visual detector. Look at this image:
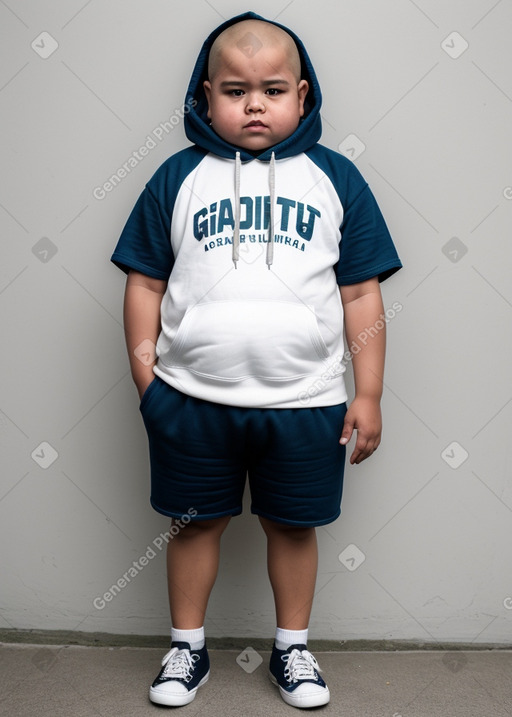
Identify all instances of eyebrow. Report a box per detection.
[219,79,291,88]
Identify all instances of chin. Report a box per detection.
[238,138,275,151]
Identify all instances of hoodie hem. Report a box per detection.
[153,366,348,409]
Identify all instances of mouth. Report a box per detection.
[244,120,268,129]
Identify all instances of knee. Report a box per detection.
[258,516,314,541]
[170,515,231,539]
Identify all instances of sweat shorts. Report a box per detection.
[139,376,347,527]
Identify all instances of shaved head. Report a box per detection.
[208,19,301,81]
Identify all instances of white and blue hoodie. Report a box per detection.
[112,11,402,409]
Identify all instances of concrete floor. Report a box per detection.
[1,643,512,717]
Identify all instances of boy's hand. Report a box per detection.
[340,396,382,465]
[339,279,385,465]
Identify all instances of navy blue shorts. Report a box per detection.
[139,376,347,527]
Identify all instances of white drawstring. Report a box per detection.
[267,151,276,269]
[233,151,241,268]
[233,150,275,269]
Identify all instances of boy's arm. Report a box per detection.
[339,277,385,465]
[123,270,167,400]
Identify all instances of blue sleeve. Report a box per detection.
[111,146,206,280]
[111,184,174,280]
[336,183,402,285]
[306,145,402,285]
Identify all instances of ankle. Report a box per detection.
[171,626,205,650]
[275,627,308,650]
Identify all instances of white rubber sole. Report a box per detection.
[149,671,210,706]
[269,671,330,708]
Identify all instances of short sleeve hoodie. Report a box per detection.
[111,11,402,408]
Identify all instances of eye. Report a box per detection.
[229,89,245,97]
[266,88,283,96]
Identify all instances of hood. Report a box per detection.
[184,10,322,162]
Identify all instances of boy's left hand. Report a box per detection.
[339,396,382,465]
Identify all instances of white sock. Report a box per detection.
[171,626,205,650]
[275,627,308,650]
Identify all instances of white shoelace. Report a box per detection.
[161,647,199,682]
[281,648,322,683]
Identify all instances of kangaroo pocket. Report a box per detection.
[159,300,330,382]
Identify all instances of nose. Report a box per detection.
[245,92,265,113]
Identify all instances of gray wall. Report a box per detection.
[1,0,511,644]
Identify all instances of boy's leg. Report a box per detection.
[260,516,331,709]
[167,515,231,628]
[248,405,345,708]
[150,515,231,706]
[258,516,317,629]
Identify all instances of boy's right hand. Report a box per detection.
[340,395,382,465]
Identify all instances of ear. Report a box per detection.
[297,79,309,117]
[203,80,212,119]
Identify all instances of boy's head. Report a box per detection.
[203,19,309,152]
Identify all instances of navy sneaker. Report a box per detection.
[269,643,330,708]
[149,641,210,706]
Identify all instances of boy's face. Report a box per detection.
[203,43,309,152]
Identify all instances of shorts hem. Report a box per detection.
[251,506,341,528]
[150,498,242,521]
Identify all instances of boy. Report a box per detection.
[111,11,401,710]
